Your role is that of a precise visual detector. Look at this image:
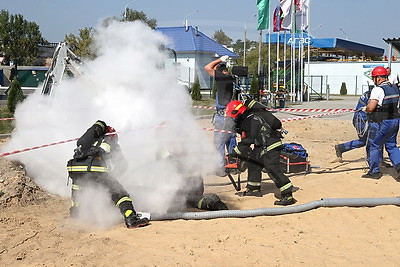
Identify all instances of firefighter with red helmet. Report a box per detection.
[363,66,400,179]
[67,120,150,228]
[226,99,297,205]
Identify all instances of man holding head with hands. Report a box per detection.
[205,55,237,176]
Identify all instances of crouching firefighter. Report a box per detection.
[67,120,150,228]
[156,148,229,211]
[225,100,297,206]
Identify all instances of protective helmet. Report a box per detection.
[371,66,388,77]
[225,100,247,119]
[106,125,118,140]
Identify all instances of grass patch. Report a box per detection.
[0,106,14,134]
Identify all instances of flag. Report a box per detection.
[257,0,270,30]
[281,0,309,32]
[273,6,283,32]
[299,0,310,31]
[280,0,293,30]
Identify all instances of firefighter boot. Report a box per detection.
[334,144,343,159]
[274,193,297,206]
[124,211,150,229]
[242,189,263,197]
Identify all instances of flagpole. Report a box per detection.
[268,26,271,94]
[283,30,287,95]
[276,31,280,95]
[258,29,262,99]
[300,2,304,103]
[307,0,311,102]
[291,0,295,102]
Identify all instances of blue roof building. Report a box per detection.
[156,26,238,90]
[265,32,384,59]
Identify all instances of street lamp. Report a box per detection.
[244,15,256,66]
[183,10,199,31]
[124,0,139,20]
[310,24,322,34]
[339,27,348,40]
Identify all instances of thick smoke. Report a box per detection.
[1,21,219,224]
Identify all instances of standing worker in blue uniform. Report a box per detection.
[363,66,400,179]
[334,89,371,160]
[205,56,237,176]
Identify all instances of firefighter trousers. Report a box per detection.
[247,146,293,196]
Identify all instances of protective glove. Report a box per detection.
[230,146,241,158]
[361,106,367,112]
[219,55,229,63]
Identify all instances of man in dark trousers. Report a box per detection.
[205,56,237,176]
[225,99,297,205]
[67,120,150,228]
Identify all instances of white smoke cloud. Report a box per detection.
[1,20,219,225]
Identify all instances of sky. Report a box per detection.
[1,0,399,55]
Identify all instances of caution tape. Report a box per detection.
[192,105,355,113]
[0,118,14,121]
[269,108,355,113]
[281,110,350,122]
[0,137,80,157]
[0,123,167,158]
[0,109,350,158]
[192,105,216,110]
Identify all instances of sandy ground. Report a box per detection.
[1,107,400,266]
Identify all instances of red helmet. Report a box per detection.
[225,100,247,119]
[106,126,118,140]
[371,66,388,77]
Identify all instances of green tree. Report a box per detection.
[0,10,46,72]
[340,82,347,95]
[213,30,232,46]
[7,78,24,113]
[211,79,217,99]
[231,39,258,65]
[123,8,157,29]
[250,74,259,96]
[64,27,96,60]
[191,75,202,101]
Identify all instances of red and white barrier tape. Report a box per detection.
[0,137,80,157]
[0,123,167,158]
[0,110,350,158]
[269,108,355,113]
[192,105,355,113]
[0,118,14,121]
[192,105,216,110]
[281,109,350,122]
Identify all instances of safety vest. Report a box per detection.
[369,83,399,122]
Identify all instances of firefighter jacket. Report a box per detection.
[368,82,399,123]
[233,99,283,158]
[67,136,126,174]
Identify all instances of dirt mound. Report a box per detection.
[0,141,51,207]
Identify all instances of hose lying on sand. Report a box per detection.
[150,197,400,221]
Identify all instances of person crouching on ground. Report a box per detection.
[225,99,297,205]
[67,120,150,228]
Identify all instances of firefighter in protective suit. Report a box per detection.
[226,99,297,205]
[67,120,150,228]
